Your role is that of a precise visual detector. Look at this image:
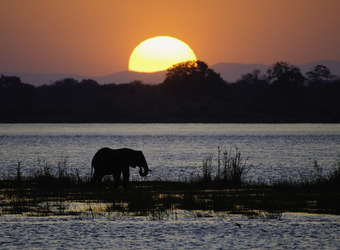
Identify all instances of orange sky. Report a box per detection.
[1,0,340,76]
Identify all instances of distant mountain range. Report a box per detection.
[213,60,340,82]
[2,60,340,86]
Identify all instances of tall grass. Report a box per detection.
[16,161,22,185]
[218,148,252,185]
[12,157,86,188]
[202,155,213,182]
[328,162,340,185]
[201,147,252,186]
[309,160,340,187]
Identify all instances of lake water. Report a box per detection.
[1,123,340,248]
[1,213,339,249]
[1,123,339,183]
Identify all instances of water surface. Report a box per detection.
[1,123,339,182]
[1,213,339,249]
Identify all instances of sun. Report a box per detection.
[128,36,197,73]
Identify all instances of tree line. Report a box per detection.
[1,61,339,123]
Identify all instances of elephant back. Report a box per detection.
[92,147,136,168]
[92,147,114,168]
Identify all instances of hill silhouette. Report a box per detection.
[2,60,340,86]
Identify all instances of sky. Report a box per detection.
[1,0,340,77]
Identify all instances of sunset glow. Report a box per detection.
[128,36,197,73]
[1,1,339,76]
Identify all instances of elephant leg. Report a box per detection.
[113,171,121,189]
[92,171,102,188]
[122,168,130,189]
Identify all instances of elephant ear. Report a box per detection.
[137,151,146,163]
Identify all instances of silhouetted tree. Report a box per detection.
[163,60,225,86]
[0,75,37,122]
[237,69,269,86]
[267,62,305,86]
[80,79,99,87]
[306,64,333,83]
[0,75,33,89]
[52,78,79,87]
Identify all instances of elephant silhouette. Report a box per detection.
[91,147,149,189]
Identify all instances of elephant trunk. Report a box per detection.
[139,164,149,177]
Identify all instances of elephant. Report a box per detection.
[91,147,149,189]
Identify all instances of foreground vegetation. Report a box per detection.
[1,151,339,217]
[1,179,339,218]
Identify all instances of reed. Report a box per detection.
[27,157,86,188]
[295,160,340,187]
[200,147,252,187]
[202,155,213,182]
[15,161,23,186]
[219,148,252,185]
[328,162,340,185]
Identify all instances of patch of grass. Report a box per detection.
[29,158,85,189]
[218,148,252,185]
[292,160,340,188]
[1,153,340,216]
[16,162,23,186]
[202,155,213,183]
[328,162,340,185]
[199,147,252,187]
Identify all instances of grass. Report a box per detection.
[200,147,252,186]
[1,150,339,217]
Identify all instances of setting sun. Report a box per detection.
[128,36,197,73]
